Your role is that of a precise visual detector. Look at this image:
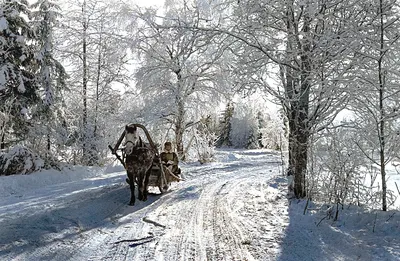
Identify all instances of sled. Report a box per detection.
[109,123,180,193]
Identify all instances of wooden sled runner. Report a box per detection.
[109,123,181,194]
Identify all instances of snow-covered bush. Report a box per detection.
[310,126,399,211]
[260,116,285,150]
[183,116,217,163]
[310,128,367,207]
[230,103,260,149]
[0,146,44,176]
[194,125,216,164]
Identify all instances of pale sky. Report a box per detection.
[27,0,164,8]
[133,0,164,7]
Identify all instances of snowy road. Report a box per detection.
[1,149,400,260]
[0,150,287,260]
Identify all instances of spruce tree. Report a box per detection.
[30,0,67,165]
[257,111,265,148]
[246,125,259,149]
[0,0,38,149]
[216,102,234,147]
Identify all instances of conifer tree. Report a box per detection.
[0,0,38,149]
[30,0,67,165]
[216,102,234,147]
[257,111,265,148]
[246,125,259,149]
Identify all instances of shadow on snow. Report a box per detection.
[277,198,400,261]
[0,174,163,259]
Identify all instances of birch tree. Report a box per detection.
[56,0,129,165]
[198,0,358,197]
[351,0,400,211]
[128,2,226,158]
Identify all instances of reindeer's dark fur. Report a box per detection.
[124,125,155,206]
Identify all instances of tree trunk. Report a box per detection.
[378,0,387,211]
[82,0,89,164]
[47,127,51,152]
[94,23,103,141]
[292,111,309,198]
[284,1,311,198]
[296,11,311,198]
[175,99,185,159]
[174,68,185,159]
[0,123,5,150]
[287,100,309,198]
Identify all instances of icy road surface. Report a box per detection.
[0,150,287,260]
[2,149,399,260]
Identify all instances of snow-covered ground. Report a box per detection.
[0,149,399,260]
[387,163,400,209]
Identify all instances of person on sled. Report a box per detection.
[160,141,181,175]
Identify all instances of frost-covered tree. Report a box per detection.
[56,0,129,165]
[187,115,216,163]
[215,102,234,148]
[128,2,226,159]
[30,0,67,165]
[350,0,400,211]
[257,111,266,148]
[229,102,260,149]
[89,2,130,163]
[194,0,363,197]
[31,0,65,108]
[259,113,284,151]
[0,0,39,149]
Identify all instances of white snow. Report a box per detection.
[0,16,8,31]
[18,75,26,93]
[387,163,400,207]
[19,54,27,62]
[0,149,399,260]
[0,67,6,89]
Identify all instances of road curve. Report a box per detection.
[0,150,287,261]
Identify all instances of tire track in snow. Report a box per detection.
[210,177,259,261]
[231,176,290,260]
[148,154,279,260]
[150,182,208,260]
[1,150,285,261]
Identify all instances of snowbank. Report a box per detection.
[0,162,124,198]
[0,145,44,175]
